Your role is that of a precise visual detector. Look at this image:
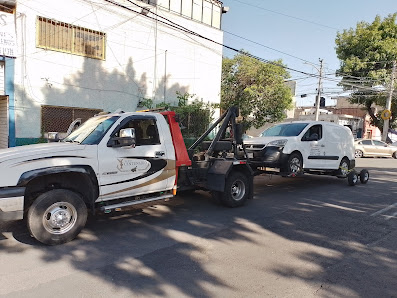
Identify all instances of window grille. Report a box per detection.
[37,16,106,60]
[41,105,103,133]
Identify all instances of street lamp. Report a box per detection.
[304,59,323,121]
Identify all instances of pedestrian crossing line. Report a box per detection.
[370,203,397,217]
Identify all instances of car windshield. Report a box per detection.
[260,123,309,137]
[63,115,119,145]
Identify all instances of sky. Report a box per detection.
[221,0,397,107]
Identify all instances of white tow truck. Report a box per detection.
[0,107,253,245]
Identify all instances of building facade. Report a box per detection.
[0,0,225,147]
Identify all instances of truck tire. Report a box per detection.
[220,171,249,208]
[27,189,88,245]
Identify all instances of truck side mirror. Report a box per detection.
[107,128,136,148]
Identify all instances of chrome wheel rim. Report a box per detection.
[355,150,362,158]
[289,157,301,173]
[340,161,349,176]
[231,180,245,201]
[43,202,77,235]
[352,174,358,184]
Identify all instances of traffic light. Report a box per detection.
[320,97,325,107]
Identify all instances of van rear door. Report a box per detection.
[327,124,350,169]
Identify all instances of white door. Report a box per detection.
[97,116,172,201]
[0,96,8,149]
[300,124,329,169]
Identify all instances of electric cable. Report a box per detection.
[226,0,339,31]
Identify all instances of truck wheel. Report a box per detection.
[359,169,369,184]
[221,171,249,207]
[27,189,88,245]
[285,152,303,175]
[347,171,358,186]
[336,158,350,178]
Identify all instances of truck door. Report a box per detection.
[300,124,330,169]
[97,116,172,201]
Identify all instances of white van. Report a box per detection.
[243,121,355,177]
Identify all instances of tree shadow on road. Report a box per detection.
[1,171,396,297]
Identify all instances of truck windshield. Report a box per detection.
[63,116,120,145]
[260,123,309,137]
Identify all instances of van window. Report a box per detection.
[302,124,322,141]
[260,123,308,137]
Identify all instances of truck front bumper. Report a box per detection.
[0,187,25,221]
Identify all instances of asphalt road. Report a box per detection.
[0,158,396,297]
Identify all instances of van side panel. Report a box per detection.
[326,124,342,169]
[327,124,355,169]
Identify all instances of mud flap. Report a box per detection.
[206,160,233,192]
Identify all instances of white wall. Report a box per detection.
[14,0,223,138]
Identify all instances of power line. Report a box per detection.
[18,0,394,99]
[108,0,321,79]
[227,0,339,31]
[113,0,395,96]
[223,30,320,66]
[88,0,147,99]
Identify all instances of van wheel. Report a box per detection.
[355,150,363,158]
[220,171,249,208]
[285,152,303,175]
[337,158,350,178]
[347,171,358,186]
[27,189,88,245]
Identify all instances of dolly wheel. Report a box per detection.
[359,169,369,184]
[347,171,358,186]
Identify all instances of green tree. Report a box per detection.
[335,13,397,135]
[221,52,293,129]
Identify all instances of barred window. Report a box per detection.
[37,16,106,60]
[41,106,103,133]
[139,0,223,29]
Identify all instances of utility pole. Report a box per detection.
[382,60,396,142]
[163,50,167,103]
[314,59,324,121]
[153,4,158,101]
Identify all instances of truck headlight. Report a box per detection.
[267,139,288,147]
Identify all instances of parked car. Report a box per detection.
[354,139,397,158]
[243,121,355,176]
